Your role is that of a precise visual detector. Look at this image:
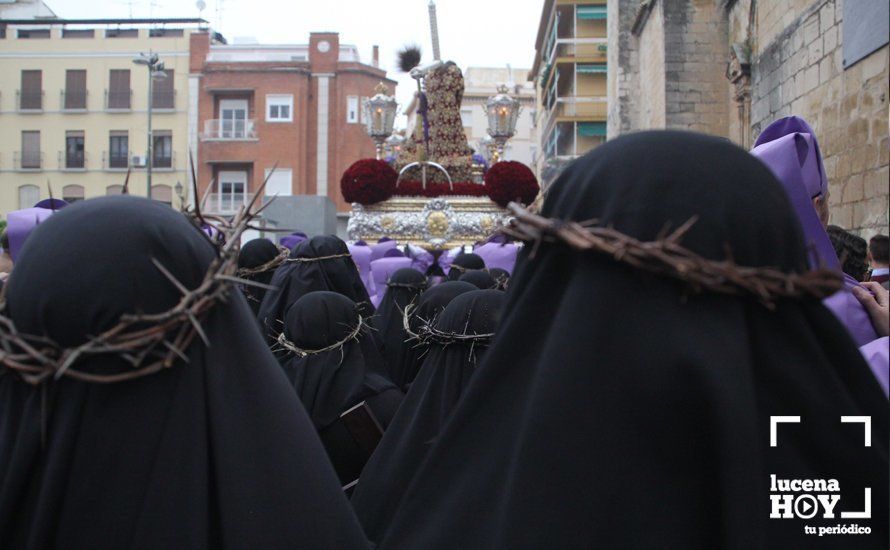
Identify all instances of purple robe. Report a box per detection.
[370,257,414,308]
[859,337,889,397]
[7,207,55,261]
[279,232,308,250]
[348,243,374,297]
[370,240,399,262]
[474,242,520,274]
[752,117,884,392]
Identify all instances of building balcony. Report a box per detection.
[546,38,608,68]
[14,151,43,170]
[543,97,608,137]
[102,150,132,170]
[16,90,44,111]
[61,90,88,111]
[201,119,258,141]
[58,151,88,170]
[105,89,133,111]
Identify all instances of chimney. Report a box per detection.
[372,45,379,67]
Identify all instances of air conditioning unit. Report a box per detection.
[131,155,147,167]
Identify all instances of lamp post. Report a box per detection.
[174,180,183,208]
[133,52,167,198]
[384,133,405,161]
[363,83,398,160]
[485,84,521,163]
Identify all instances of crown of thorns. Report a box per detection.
[501,202,843,307]
[236,246,290,278]
[273,314,367,360]
[401,303,495,347]
[0,161,281,386]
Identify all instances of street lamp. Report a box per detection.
[133,52,167,198]
[363,83,398,160]
[485,84,521,163]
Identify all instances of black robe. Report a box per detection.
[379,131,889,549]
[237,237,279,316]
[0,196,368,549]
[459,269,497,289]
[352,289,505,544]
[371,268,428,385]
[446,252,485,280]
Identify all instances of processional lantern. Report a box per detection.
[485,84,521,163]
[363,82,398,160]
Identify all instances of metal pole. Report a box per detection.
[146,62,153,198]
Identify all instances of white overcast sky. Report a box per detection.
[48,0,544,126]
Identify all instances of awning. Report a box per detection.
[578,121,607,137]
[577,63,607,74]
[577,5,607,20]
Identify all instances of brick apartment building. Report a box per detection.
[190,32,396,215]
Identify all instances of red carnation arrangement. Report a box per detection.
[484,161,540,207]
[395,181,489,198]
[341,159,397,205]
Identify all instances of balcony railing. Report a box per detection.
[204,193,247,215]
[15,151,43,170]
[547,38,608,67]
[105,89,133,110]
[544,96,608,137]
[152,151,175,170]
[61,90,88,110]
[201,119,258,140]
[59,150,87,170]
[152,90,176,110]
[17,90,44,111]
[103,150,131,170]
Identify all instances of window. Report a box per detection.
[264,168,293,196]
[18,185,40,210]
[460,108,473,127]
[65,131,85,169]
[108,69,131,109]
[20,70,42,110]
[152,131,173,168]
[149,28,183,38]
[151,184,173,207]
[62,29,95,38]
[346,95,359,123]
[106,28,138,38]
[17,29,50,39]
[266,94,293,122]
[20,131,40,169]
[151,69,174,109]
[218,99,249,138]
[216,171,247,214]
[106,185,124,195]
[109,131,129,169]
[62,185,85,203]
[64,70,87,110]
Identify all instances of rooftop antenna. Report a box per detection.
[428,0,441,61]
[215,0,225,36]
[196,0,206,20]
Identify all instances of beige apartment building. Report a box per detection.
[530,0,609,188]
[0,17,205,212]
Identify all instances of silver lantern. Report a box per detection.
[384,133,406,161]
[485,84,521,162]
[363,82,399,159]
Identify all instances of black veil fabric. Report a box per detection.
[279,291,402,430]
[387,281,476,389]
[257,235,374,343]
[459,269,497,289]
[237,238,280,316]
[371,268,428,383]
[352,289,505,544]
[380,131,889,549]
[446,252,485,280]
[0,196,368,549]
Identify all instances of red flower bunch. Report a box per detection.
[341,159,397,205]
[484,161,540,207]
[394,181,489,198]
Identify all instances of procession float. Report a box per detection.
[344,2,539,252]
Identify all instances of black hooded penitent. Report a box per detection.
[237,237,281,316]
[379,131,889,549]
[446,252,485,280]
[371,268,427,383]
[257,235,374,344]
[459,269,497,289]
[0,196,368,549]
[386,280,476,389]
[352,289,505,544]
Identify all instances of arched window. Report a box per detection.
[151,184,173,207]
[62,184,85,203]
[106,184,124,195]
[18,185,40,209]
